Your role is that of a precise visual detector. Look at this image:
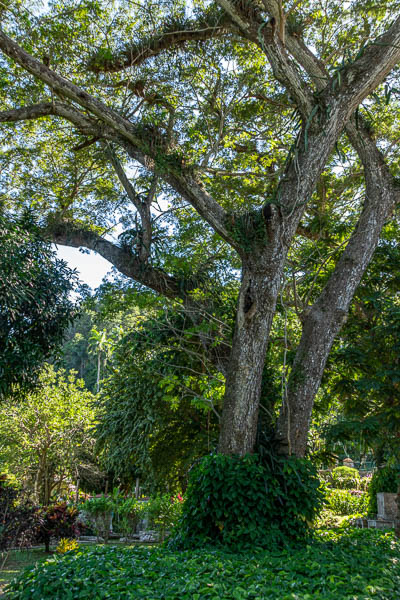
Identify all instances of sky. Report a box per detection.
[55,245,113,290]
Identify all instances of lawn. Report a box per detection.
[0,549,48,597]
[4,529,400,599]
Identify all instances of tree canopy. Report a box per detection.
[0,211,78,398]
[0,364,96,504]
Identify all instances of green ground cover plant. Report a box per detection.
[325,489,369,516]
[6,529,400,599]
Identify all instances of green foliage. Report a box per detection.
[0,365,96,505]
[325,489,368,515]
[56,538,79,554]
[225,209,268,252]
[169,453,323,550]
[6,530,400,599]
[80,495,114,517]
[96,304,222,490]
[0,212,78,399]
[368,466,400,514]
[330,466,361,490]
[141,495,183,540]
[59,312,98,393]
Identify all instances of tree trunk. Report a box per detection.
[395,476,400,539]
[35,452,47,505]
[276,124,399,457]
[33,465,41,505]
[75,477,80,504]
[96,352,101,394]
[276,303,347,457]
[44,463,50,506]
[218,260,281,455]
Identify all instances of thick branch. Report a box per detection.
[103,142,153,262]
[0,28,153,147]
[0,30,233,244]
[256,21,314,117]
[324,15,400,122]
[285,18,400,137]
[264,0,400,110]
[88,15,229,72]
[0,101,95,133]
[265,13,400,236]
[47,218,232,374]
[46,220,181,299]
[216,0,314,118]
[0,99,234,249]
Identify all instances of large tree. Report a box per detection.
[1,0,400,456]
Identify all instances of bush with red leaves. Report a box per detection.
[34,503,85,552]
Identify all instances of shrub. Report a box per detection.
[169,453,323,550]
[368,465,399,514]
[56,538,79,554]
[6,530,400,599]
[80,495,114,543]
[141,494,183,541]
[115,496,142,537]
[331,466,361,490]
[0,480,37,550]
[34,503,83,552]
[80,495,115,516]
[325,488,368,515]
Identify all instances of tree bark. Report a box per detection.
[395,476,400,539]
[96,352,101,394]
[218,257,282,454]
[276,124,400,456]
